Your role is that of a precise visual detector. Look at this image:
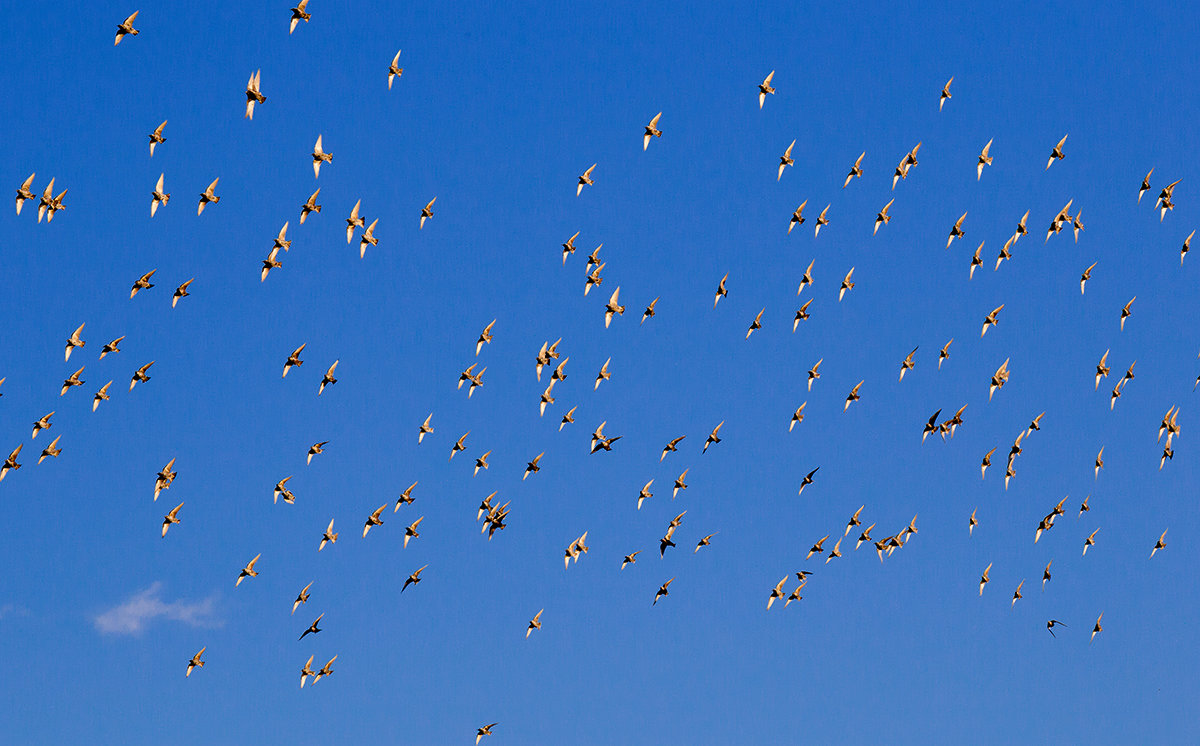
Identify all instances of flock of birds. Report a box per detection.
[5,7,1194,741]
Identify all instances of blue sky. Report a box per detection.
[3,1,1199,743]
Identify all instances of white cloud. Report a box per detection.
[94,582,222,635]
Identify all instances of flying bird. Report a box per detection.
[311,134,332,178]
[1046,134,1067,169]
[289,0,310,33]
[703,422,724,453]
[843,152,864,188]
[185,647,205,677]
[778,140,796,181]
[197,178,220,215]
[244,70,265,119]
[298,613,323,641]
[977,139,993,179]
[300,188,321,223]
[939,77,953,110]
[319,519,338,551]
[577,164,596,196]
[388,50,403,89]
[150,173,170,216]
[115,11,139,45]
[236,554,261,587]
[758,71,775,108]
[643,112,663,150]
[420,197,436,229]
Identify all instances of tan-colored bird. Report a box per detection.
[746,308,764,339]
[37,178,67,223]
[236,554,261,586]
[115,11,139,45]
[813,203,830,237]
[899,347,918,382]
[605,288,626,328]
[767,576,788,610]
[318,518,338,551]
[313,655,337,683]
[1046,134,1067,169]
[981,304,1004,337]
[1094,447,1104,479]
[476,320,496,355]
[259,247,279,281]
[345,199,364,243]
[1095,350,1110,390]
[172,279,193,308]
[15,173,35,215]
[1151,529,1168,558]
[594,358,611,390]
[300,188,321,223]
[695,533,716,553]
[1072,211,1085,243]
[977,139,993,179]
[1120,297,1135,331]
[560,406,576,432]
[874,199,894,234]
[150,173,170,217]
[300,655,315,688]
[161,502,183,537]
[153,458,176,501]
[1156,179,1180,221]
[778,140,796,181]
[420,197,436,230]
[660,437,686,462]
[1082,528,1099,556]
[939,77,953,110]
[807,358,822,392]
[64,323,85,362]
[584,262,606,296]
[1139,168,1153,203]
[416,414,434,444]
[979,563,992,596]
[1091,613,1103,643]
[358,218,379,258]
[621,551,640,570]
[673,469,688,499]
[197,178,220,215]
[703,421,724,454]
[806,535,829,560]
[450,431,470,460]
[293,582,313,614]
[844,381,863,411]
[637,479,654,511]
[388,50,403,89]
[130,361,155,391]
[643,112,663,150]
[38,435,62,464]
[758,71,775,108]
[289,0,310,33]
[825,538,843,564]
[306,441,328,466]
[939,339,953,369]
[856,522,876,550]
[130,269,156,298]
[843,152,864,188]
[797,260,814,295]
[1182,231,1194,265]
[319,360,338,395]
[363,504,387,537]
[787,200,806,234]
[839,267,855,301]
[577,164,596,196]
[1080,262,1096,294]
[311,134,332,178]
[523,452,543,480]
[789,403,806,432]
[714,273,728,307]
[403,516,424,548]
[395,482,418,511]
[793,299,812,331]
[244,70,265,119]
[0,444,22,483]
[148,120,167,156]
[185,647,205,677]
[798,467,819,496]
[969,509,978,536]
[282,344,306,378]
[947,212,967,249]
[473,451,491,477]
[92,381,112,412]
[1012,580,1024,607]
[642,297,658,324]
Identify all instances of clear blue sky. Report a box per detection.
[3,1,1198,743]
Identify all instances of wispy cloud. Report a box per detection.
[0,602,31,621]
[94,582,222,635]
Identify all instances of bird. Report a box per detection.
[641,297,658,324]
[844,152,865,188]
[605,288,626,328]
[981,447,997,479]
[1083,528,1099,556]
[14,173,36,215]
[388,50,403,88]
[577,164,596,196]
[844,381,863,411]
[345,200,364,243]
[150,173,170,216]
[1046,134,1068,169]
[695,533,717,553]
[807,359,823,391]
[757,71,775,108]
[1139,169,1153,202]
[787,200,806,233]
[839,267,855,301]
[643,112,663,150]
[1091,613,1103,643]
[989,359,1010,401]
[1094,350,1112,390]
[1080,262,1096,294]
[1095,447,1104,478]
[402,566,427,592]
[115,11,139,45]
[313,655,336,684]
[977,139,993,179]
[236,554,261,587]
[185,647,205,677]
[197,178,220,215]
[746,308,765,339]
[560,406,577,432]
[969,509,978,537]
[171,279,193,308]
[63,323,87,363]
[1012,580,1024,607]
[318,360,339,395]
[1047,620,1066,638]
[1156,179,1181,221]
[1042,561,1053,590]
[856,523,876,550]
[289,0,310,33]
[0,444,22,483]
[161,502,183,537]
[798,467,819,496]
[394,482,419,511]
[981,304,1005,337]
[939,77,953,110]
[658,529,676,558]
[282,344,306,378]
[451,431,470,460]
[793,299,812,331]
[1150,529,1168,558]
[244,70,265,119]
[673,469,689,499]
[311,134,332,178]
[789,404,806,432]
[148,120,167,156]
[476,320,496,355]
[318,519,339,551]
[306,441,328,466]
[290,582,314,615]
[621,551,641,570]
[653,578,674,605]
[130,269,156,298]
[939,339,953,369]
[362,504,386,538]
[874,199,894,234]
[1182,231,1194,265]
[947,212,967,248]
[767,576,788,610]
[714,273,729,307]
[153,458,176,501]
[299,613,323,641]
[1120,297,1135,331]
[922,410,942,443]
[420,197,436,230]
[594,358,611,391]
[476,723,499,744]
[358,218,379,258]
[637,480,654,511]
[473,451,491,476]
[36,178,67,223]
[1072,211,1085,242]
[899,347,918,382]
[979,563,992,596]
[273,476,295,505]
[778,140,796,181]
[300,188,321,223]
[661,437,686,462]
[703,422,724,453]
[806,536,829,560]
[825,538,843,564]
